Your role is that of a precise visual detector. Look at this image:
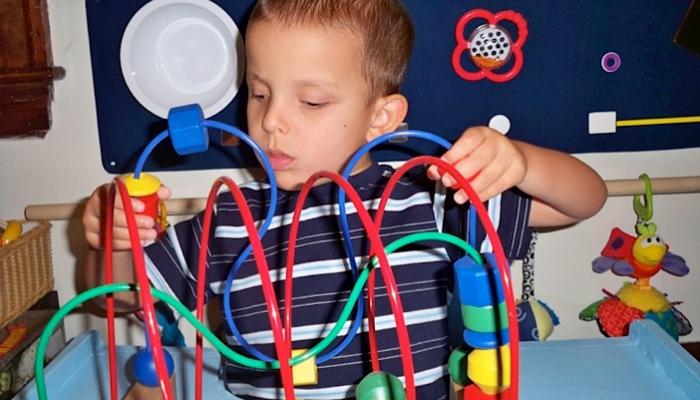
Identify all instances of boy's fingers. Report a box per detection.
[112,209,155,229]
[450,159,503,204]
[473,177,510,204]
[122,198,145,213]
[442,148,491,188]
[458,162,525,204]
[443,127,486,162]
[435,129,491,186]
[157,185,172,200]
[459,159,503,197]
[112,226,158,243]
[430,127,488,181]
[427,165,441,180]
[85,231,102,249]
[85,226,155,250]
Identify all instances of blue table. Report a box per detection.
[15,320,700,399]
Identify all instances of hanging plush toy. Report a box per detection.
[579,174,692,340]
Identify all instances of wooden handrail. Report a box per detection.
[23,176,700,221]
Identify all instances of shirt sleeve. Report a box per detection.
[143,211,210,311]
[143,187,267,311]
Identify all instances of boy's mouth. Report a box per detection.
[267,151,294,170]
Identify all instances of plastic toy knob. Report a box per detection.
[132,348,175,387]
[355,371,406,400]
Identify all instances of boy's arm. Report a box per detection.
[514,140,607,227]
[82,183,171,311]
[84,248,142,312]
[428,126,606,227]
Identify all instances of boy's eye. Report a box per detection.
[251,93,267,101]
[303,101,328,109]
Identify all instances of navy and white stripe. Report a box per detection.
[145,163,531,399]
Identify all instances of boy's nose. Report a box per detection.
[261,100,287,135]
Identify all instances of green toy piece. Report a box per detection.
[448,346,471,386]
[355,371,406,400]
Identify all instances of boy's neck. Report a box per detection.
[345,153,375,179]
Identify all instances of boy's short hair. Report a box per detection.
[249,0,415,100]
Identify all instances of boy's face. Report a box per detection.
[245,20,378,190]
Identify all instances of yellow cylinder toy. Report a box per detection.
[121,173,167,236]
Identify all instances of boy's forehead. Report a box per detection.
[245,20,362,60]
[247,70,340,89]
[246,18,360,42]
[244,19,369,90]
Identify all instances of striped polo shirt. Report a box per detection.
[144,163,531,399]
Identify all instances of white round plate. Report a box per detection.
[120,0,244,118]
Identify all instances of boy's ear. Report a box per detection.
[366,94,408,141]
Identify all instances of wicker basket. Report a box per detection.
[0,220,54,329]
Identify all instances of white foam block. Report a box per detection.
[588,111,617,134]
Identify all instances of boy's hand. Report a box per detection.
[427,126,526,204]
[82,183,172,250]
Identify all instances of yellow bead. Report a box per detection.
[467,345,510,395]
[291,349,318,386]
[121,173,161,196]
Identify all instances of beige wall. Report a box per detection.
[1,0,699,346]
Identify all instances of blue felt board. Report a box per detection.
[15,321,700,399]
[86,0,700,174]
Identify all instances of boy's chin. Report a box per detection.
[272,174,306,191]
[276,181,303,191]
[275,174,334,191]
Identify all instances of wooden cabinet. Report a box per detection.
[0,0,60,138]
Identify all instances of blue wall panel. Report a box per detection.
[87,0,700,174]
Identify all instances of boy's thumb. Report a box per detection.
[158,185,172,200]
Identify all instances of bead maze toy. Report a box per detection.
[30,104,520,400]
[18,107,700,399]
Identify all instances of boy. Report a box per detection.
[83,0,607,398]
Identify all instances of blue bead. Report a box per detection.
[167,104,209,155]
[453,253,505,307]
[132,348,175,387]
[463,327,509,349]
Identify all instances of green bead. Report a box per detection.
[355,371,406,400]
[448,346,471,386]
[462,302,508,332]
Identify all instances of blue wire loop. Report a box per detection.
[332,130,452,363]
[134,130,170,179]
[201,120,281,363]
[132,118,280,362]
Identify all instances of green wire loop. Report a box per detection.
[633,173,654,223]
[35,231,481,400]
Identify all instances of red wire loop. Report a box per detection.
[284,171,417,400]
[377,157,520,396]
[104,185,118,400]
[194,177,295,400]
[105,179,174,400]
